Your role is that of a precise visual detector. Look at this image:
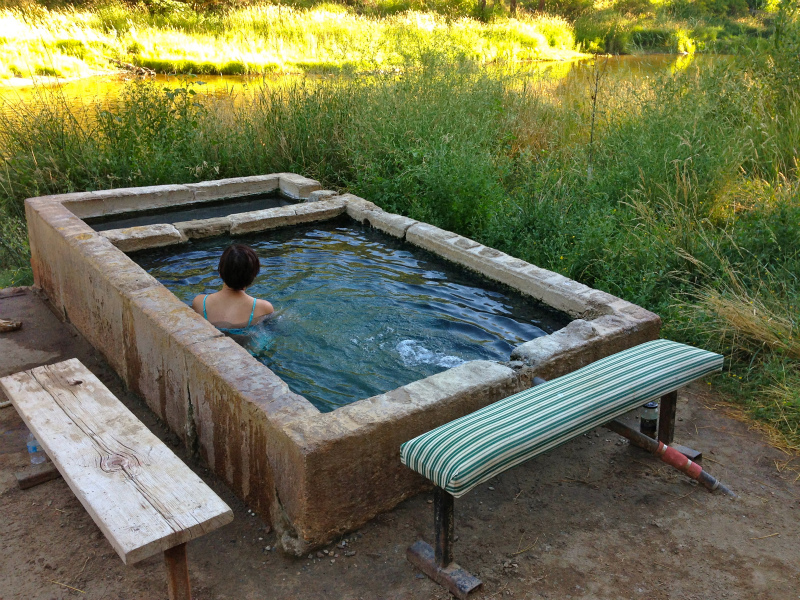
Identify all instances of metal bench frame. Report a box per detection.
[405,373,731,599]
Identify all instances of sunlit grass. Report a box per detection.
[0,3,582,79]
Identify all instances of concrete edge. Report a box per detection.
[31,173,319,220]
[229,198,347,235]
[100,224,187,253]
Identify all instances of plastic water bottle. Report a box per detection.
[26,433,46,465]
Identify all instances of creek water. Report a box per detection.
[133,218,571,412]
[0,54,713,113]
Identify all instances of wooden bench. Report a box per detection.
[0,359,234,600]
[400,339,729,599]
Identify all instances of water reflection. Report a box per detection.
[0,55,716,114]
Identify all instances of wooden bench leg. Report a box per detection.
[407,487,482,600]
[164,543,192,600]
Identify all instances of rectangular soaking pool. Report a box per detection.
[133,219,572,411]
[24,173,661,554]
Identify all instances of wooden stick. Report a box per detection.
[164,543,192,600]
[49,580,84,593]
[0,318,22,333]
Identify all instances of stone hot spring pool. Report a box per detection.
[133,218,571,411]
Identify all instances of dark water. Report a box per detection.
[133,219,571,411]
[86,192,291,231]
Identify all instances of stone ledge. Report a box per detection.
[185,175,280,202]
[174,216,232,240]
[278,173,322,199]
[511,310,662,378]
[365,212,417,239]
[64,185,195,219]
[306,190,339,202]
[101,224,187,253]
[406,222,597,318]
[229,198,347,235]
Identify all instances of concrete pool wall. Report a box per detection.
[25,173,661,554]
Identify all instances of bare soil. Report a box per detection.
[1,287,799,600]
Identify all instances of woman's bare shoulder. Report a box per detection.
[255,298,274,317]
[191,294,205,313]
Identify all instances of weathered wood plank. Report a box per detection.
[0,359,233,564]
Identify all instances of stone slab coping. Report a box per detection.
[99,198,347,250]
[28,173,321,220]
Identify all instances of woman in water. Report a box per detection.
[192,244,274,332]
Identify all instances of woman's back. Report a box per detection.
[191,243,273,331]
[195,290,271,330]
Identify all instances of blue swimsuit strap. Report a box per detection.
[203,294,208,320]
[247,298,257,327]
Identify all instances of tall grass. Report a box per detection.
[0,2,580,79]
[1,18,799,444]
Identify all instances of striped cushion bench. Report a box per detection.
[401,339,724,599]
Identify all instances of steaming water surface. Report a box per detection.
[134,220,571,411]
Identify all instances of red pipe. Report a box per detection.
[605,420,736,498]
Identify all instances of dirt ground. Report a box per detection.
[1,286,799,600]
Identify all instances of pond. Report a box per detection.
[133,218,571,411]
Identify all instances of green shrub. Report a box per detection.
[630,26,672,49]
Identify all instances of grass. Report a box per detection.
[0,2,581,79]
[1,4,798,446]
[0,0,780,81]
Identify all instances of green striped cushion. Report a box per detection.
[400,339,723,498]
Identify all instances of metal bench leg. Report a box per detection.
[658,390,677,444]
[434,486,454,567]
[657,390,703,461]
[164,542,192,600]
[407,487,482,600]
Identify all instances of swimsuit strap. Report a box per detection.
[247,298,257,327]
[203,294,209,320]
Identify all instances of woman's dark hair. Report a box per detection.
[218,244,260,290]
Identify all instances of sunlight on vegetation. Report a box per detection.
[0,2,581,79]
